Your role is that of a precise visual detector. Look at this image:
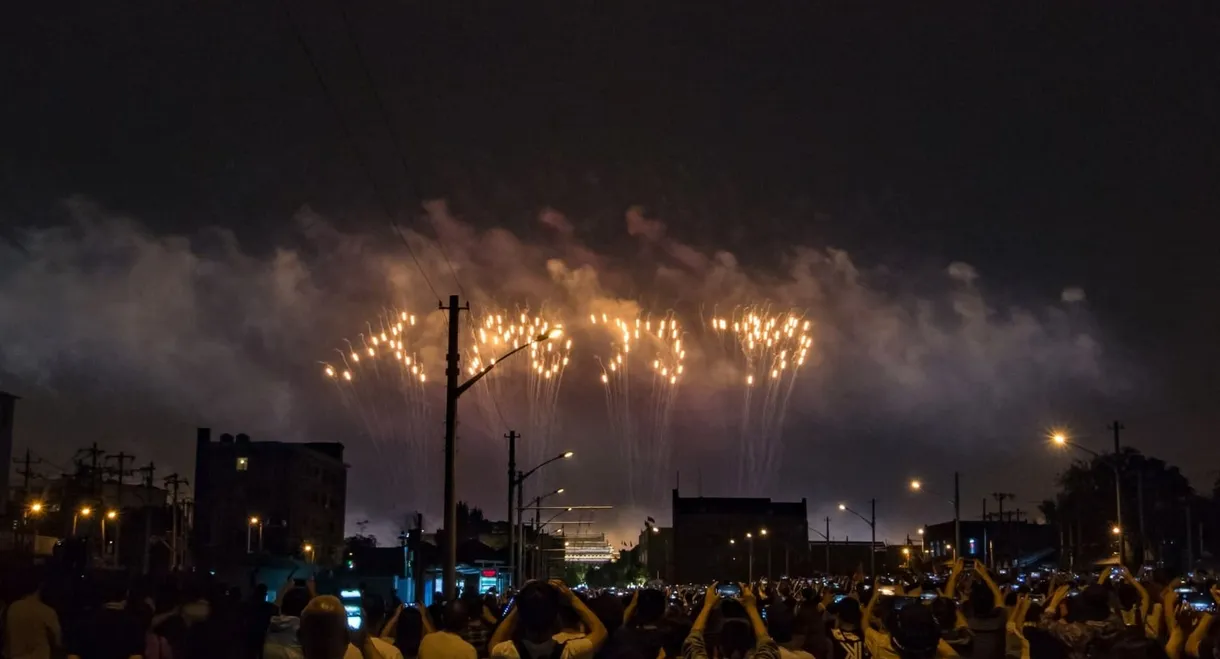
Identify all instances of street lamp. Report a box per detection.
[29,502,43,514]
[304,543,315,564]
[509,447,575,588]
[909,474,961,560]
[101,510,119,565]
[520,487,565,581]
[445,323,562,598]
[248,516,264,553]
[73,506,92,536]
[839,500,877,577]
[1049,430,1126,564]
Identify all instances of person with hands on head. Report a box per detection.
[681,583,779,659]
[418,598,477,659]
[488,580,606,659]
[299,595,386,659]
[966,562,1007,659]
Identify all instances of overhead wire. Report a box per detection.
[334,0,468,300]
[279,0,441,303]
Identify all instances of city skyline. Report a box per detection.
[3,3,1219,546]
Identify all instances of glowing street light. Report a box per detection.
[73,506,93,535]
[106,510,118,520]
[29,502,43,514]
[909,480,923,491]
[838,500,877,576]
[1111,526,1121,535]
[247,515,264,553]
[1049,429,1125,564]
[304,543,315,563]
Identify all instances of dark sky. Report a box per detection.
[3,1,1219,542]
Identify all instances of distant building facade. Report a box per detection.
[0,392,15,515]
[563,532,615,564]
[671,489,809,583]
[921,518,1056,568]
[193,428,346,567]
[638,526,674,582]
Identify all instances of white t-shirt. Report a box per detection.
[490,637,596,659]
[347,637,406,659]
[780,647,816,659]
[420,631,478,659]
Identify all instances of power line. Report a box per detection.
[279,0,441,303]
[334,0,467,299]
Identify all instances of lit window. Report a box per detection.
[236,457,249,471]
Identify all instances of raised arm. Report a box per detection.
[418,602,437,635]
[943,559,964,599]
[1186,615,1213,658]
[488,605,517,650]
[560,585,608,651]
[624,589,640,627]
[1120,568,1151,619]
[741,584,779,659]
[974,563,1004,612]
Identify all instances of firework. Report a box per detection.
[464,306,572,477]
[591,311,684,506]
[321,309,436,510]
[708,305,813,494]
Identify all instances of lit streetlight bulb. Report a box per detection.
[909,480,922,491]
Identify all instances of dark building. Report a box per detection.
[921,518,1056,568]
[671,489,809,583]
[0,391,16,516]
[193,428,346,568]
[638,526,674,582]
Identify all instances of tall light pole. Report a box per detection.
[761,528,770,578]
[103,510,119,566]
[910,476,960,558]
[811,517,832,574]
[304,543,315,564]
[839,501,876,577]
[746,532,755,582]
[442,308,562,600]
[248,516,263,553]
[73,506,92,536]
[1051,431,1125,565]
[511,449,574,586]
[519,488,564,581]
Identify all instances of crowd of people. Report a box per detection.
[3,559,1220,659]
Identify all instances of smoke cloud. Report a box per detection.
[0,196,1117,543]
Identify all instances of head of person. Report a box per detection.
[636,589,667,626]
[442,598,472,634]
[1117,583,1142,611]
[969,581,996,616]
[515,581,561,640]
[299,596,350,659]
[831,598,862,630]
[929,597,959,633]
[889,605,941,659]
[1023,628,1069,659]
[764,603,796,644]
[717,617,755,659]
[1065,586,1111,623]
[557,600,582,632]
[281,587,313,618]
[100,578,129,605]
[363,593,388,632]
[661,620,692,659]
[396,607,425,658]
[589,593,625,636]
[1109,629,1169,659]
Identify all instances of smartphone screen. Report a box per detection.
[833,594,848,604]
[716,583,742,599]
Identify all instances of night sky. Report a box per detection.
[3,1,1219,545]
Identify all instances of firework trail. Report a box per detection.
[321,310,437,513]
[464,307,571,482]
[591,311,684,507]
[708,305,813,494]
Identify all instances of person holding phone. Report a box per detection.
[299,595,386,659]
[681,583,778,659]
[488,580,607,659]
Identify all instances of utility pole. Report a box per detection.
[991,492,1013,565]
[441,294,470,600]
[136,462,156,574]
[1137,472,1147,564]
[164,473,188,570]
[1109,420,1125,565]
[14,449,43,550]
[79,442,105,499]
[953,472,961,562]
[506,430,518,587]
[982,498,989,567]
[516,470,524,584]
[825,517,831,574]
[104,452,135,507]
